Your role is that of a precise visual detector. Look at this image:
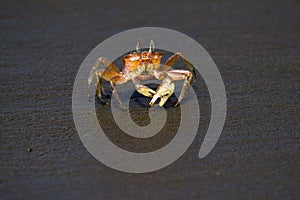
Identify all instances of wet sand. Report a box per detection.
[1,0,299,199]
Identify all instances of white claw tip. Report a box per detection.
[149,40,155,52]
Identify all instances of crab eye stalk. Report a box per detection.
[136,39,141,53]
[149,39,155,52]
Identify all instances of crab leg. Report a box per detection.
[166,70,193,106]
[95,72,107,103]
[88,57,121,102]
[161,52,196,82]
[109,76,127,110]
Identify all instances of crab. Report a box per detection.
[88,40,196,108]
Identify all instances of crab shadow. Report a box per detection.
[95,83,181,153]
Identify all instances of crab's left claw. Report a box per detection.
[149,76,175,107]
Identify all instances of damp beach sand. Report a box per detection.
[1,1,299,199]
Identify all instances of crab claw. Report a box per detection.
[137,86,156,98]
[149,77,175,107]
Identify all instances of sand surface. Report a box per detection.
[1,0,299,199]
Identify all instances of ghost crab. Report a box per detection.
[88,40,196,108]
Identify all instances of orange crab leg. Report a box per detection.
[88,57,124,103]
[109,75,128,110]
[161,52,196,82]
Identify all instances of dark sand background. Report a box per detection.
[1,0,299,199]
